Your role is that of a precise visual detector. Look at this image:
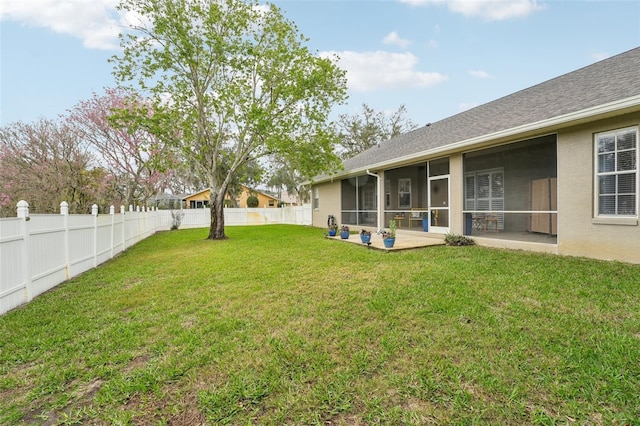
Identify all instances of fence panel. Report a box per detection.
[28,215,67,298]
[112,216,125,257]
[96,215,114,265]
[0,218,28,314]
[0,204,311,315]
[68,214,97,278]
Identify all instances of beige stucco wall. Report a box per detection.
[312,180,342,229]
[238,190,278,208]
[557,113,640,263]
[448,153,464,235]
[184,191,210,208]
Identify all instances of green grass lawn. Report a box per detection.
[1,225,639,425]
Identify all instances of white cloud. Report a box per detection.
[469,69,491,78]
[399,0,545,21]
[382,31,411,49]
[0,0,123,49]
[321,50,448,92]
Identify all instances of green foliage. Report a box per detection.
[444,233,475,246]
[246,195,259,208]
[383,219,397,239]
[170,209,184,230]
[337,104,419,160]
[2,226,640,424]
[111,0,348,239]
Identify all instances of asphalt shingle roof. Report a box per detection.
[341,46,640,172]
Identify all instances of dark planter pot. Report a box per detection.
[360,234,371,244]
[328,229,337,237]
[340,230,350,239]
[383,237,395,248]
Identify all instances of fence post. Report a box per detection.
[92,204,98,268]
[60,201,70,279]
[110,205,115,259]
[121,205,126,250]
[16,200,32,302]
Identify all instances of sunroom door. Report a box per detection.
[429,175,449,233]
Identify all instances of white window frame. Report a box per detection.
[385,179,391,208]
[313,187,319,210]
[594,127,638,219]
[398,178,411,209]
[464,168,505,229]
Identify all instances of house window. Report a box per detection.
[385,179,391,208]
[465,168,504,228]
[268,200,275,207]
[313,188,319,209]
[398,178,411,209]
[595,127,637,217]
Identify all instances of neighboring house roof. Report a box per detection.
[328,46,640,179]
[279,190,300,205]
[183,188,211,199]
[183,186,279,201]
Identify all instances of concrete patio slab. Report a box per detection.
[327,229,445,251]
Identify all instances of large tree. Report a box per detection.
[67,87,175,208]
[337,104,418,160]
[0,119,101,216]
[112,0,347,239]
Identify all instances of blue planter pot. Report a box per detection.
[360,234,371,244]
[328,229,337,237]
[383,237,395,248]
[340,230,350,239]
[422,217,429,232]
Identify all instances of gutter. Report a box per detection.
[366,169,382,232]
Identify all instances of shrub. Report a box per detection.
[444,233,475,246]
[246,195,259,208]
[170,210,185,230]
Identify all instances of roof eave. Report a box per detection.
[314,94,640,183]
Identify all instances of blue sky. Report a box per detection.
[1,0,639,128]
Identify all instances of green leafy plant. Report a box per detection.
[382,219,396,239]
[170,210,184,230]
[444,233,475,246]
[246,195,259,208]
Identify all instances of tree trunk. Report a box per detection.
[207,194,227,240]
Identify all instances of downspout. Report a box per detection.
[366,169,383,233]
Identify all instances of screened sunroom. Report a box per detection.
[463,134,557,243]
[339,157,451,233]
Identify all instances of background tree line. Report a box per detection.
[1,0,417,229]
[0,94,416,218]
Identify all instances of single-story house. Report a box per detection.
[184,186,280,209]
[312,47,640,264]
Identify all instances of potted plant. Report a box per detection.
[340,225,350,239]
[360,229,372,244]
[328,223,338,237]
[382,219,396,248]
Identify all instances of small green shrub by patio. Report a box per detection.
[444,233,475,246]
[246,195,259,207]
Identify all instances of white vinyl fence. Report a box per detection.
[0,200,311,315]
